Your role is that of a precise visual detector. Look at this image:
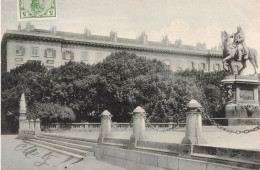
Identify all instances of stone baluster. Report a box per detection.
[181,100,206,145]
[35,118,41,135]
[98,110,112,144]
[129,106,146,149]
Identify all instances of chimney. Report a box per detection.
[18,24,21,31]
[84,27,91,36]
[162,35,170,46]
[26,22,31,32]
[50,25,57,35]
[175,39,182,47]
[110,31,117,42]
[138,32,147,45]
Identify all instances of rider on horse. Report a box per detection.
[230,26,247,61]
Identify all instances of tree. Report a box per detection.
[27,103,75,123]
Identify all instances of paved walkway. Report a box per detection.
[50,125,260,150]
[1,135,126,170]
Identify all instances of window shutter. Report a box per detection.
[71,52,74,60]
[21,46,25,55]
[44,49,47,57]
[53,50,56,58]
[213,64,216,70]
[62,52,66,59]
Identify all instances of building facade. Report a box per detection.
[2,23,234,73]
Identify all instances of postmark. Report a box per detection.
[17,0,57,20]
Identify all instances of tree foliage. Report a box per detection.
[2,51,230,127]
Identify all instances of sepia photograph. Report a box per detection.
[1,0,260,169]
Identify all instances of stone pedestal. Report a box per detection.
[181,100,206,145]
[17,93,33,140]
[129,106,146,149]
[222,75,260,125]
[98,110,112,144]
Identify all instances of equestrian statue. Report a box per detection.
[221,26,258,75]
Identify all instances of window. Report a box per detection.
[16,64,23,67]
[199,63,206,70]
[46,66,54,70]
[31,47,39,56]
[62,51,74,60]
[46,60,54,64]
[15,58,23,62]
[28,60,40,63]
[15,46,25,56]
[81,52,88,61]
[213,63,221,71]
[44,48,56,58]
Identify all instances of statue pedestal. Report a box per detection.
[222,75,260,125]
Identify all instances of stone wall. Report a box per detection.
[94,145,251,170]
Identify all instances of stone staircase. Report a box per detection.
[25,134,97,158]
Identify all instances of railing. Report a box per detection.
[41,122,186,132]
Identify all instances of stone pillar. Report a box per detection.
[18,93,27,133]
[181,100,206,145]
[129,106,146,149]
[35,118,41,135]
[98,110,112,144]
[30,119,35,135]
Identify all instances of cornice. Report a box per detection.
[3,32,222,58]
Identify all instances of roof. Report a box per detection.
[2,28,222,57]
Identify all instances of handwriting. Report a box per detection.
[59,156,74,164]
[14,142,84,166]
[34,152,58,166]
[71,157,84,164]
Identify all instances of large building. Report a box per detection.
[1,23,232,73]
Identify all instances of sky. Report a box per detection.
[1,0,260,72]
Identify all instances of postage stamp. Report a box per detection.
[17,0,57,20]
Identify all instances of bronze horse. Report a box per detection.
[221,31,258,75]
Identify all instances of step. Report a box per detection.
[29,138,94,157]
[25,140,84,158]
[38,134,97,147]
[35,136,93,152]
[41,133,97,143]
[191,153,260,170]
[37,134,97,148]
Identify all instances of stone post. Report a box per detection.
[30,119,35,135]
[98,110,112,144]
[24,119,30,131]
[181,100,206,145]
[18,93,27,133]
[35,118,41,135]
[129,106,146,149]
